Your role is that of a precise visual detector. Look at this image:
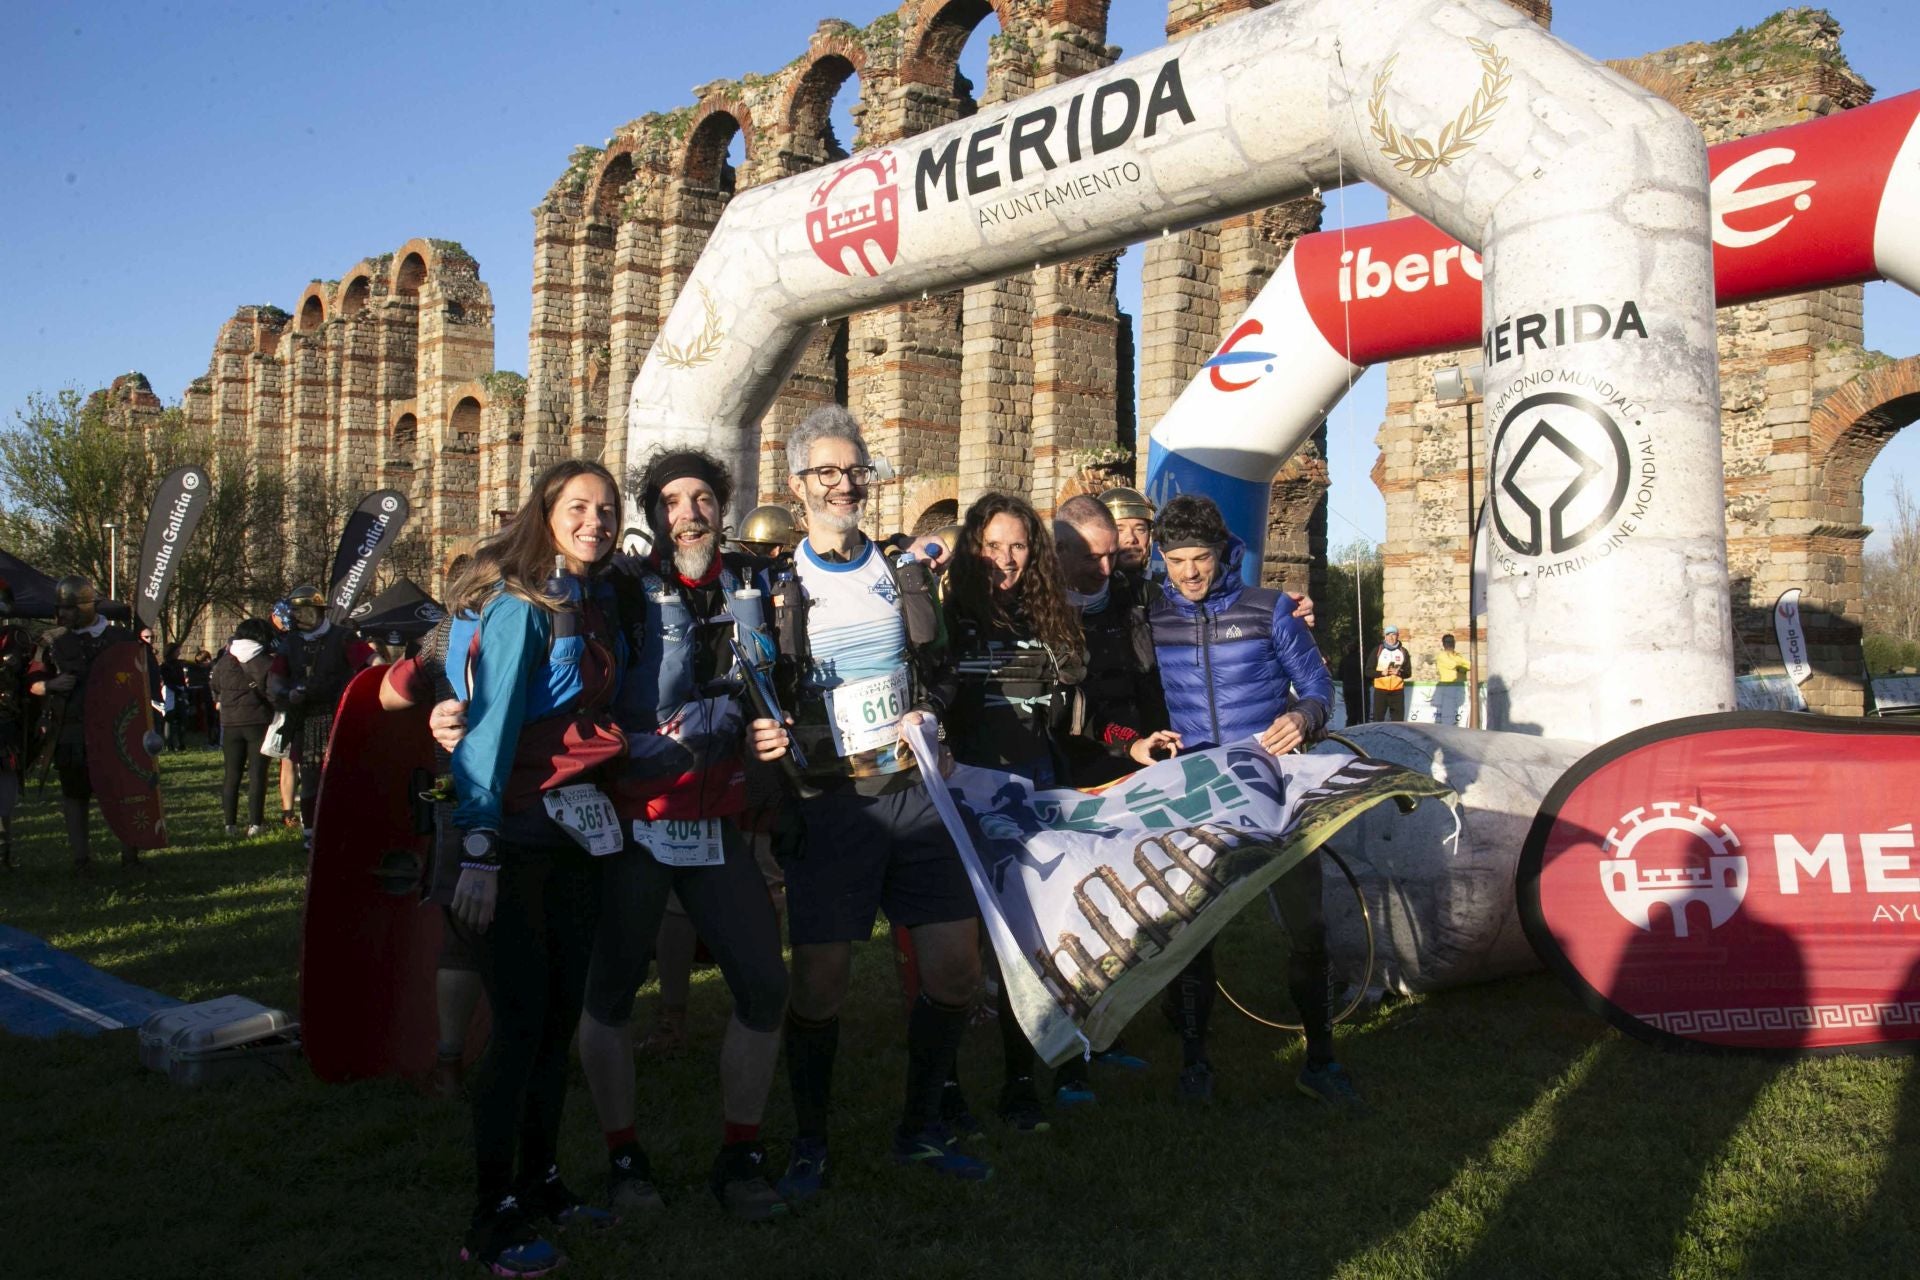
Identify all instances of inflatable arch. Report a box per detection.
[1148,90,1920,740]
[626,0,1730,744]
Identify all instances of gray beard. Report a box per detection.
[806,496,862,534]
[672,536,717,579]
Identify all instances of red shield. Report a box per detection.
[83,640,166,850]
[1519,712,1920,1054]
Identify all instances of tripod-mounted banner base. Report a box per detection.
[1518,712,1920,1055]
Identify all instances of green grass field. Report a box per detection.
[2,748,1915,1280]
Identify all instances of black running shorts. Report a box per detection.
[782,782,979,946]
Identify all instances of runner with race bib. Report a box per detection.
[769,406,991,1198]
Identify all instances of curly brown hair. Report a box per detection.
[946,492,1084,675]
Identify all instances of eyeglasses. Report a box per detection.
[795,465,876,488]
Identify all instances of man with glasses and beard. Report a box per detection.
[769,405,990,1197]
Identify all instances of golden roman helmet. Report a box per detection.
[1098,487,1155,524]
[737,504,799,549]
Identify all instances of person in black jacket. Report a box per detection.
[210,618,277,837]
[26,575,142,871]
[268,585,369,847]
[0,579,29,870]
[941,491,1091,1132]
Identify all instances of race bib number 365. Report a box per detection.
[543,783,622,856]
[825,669,909,757]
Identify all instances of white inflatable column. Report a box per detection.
[1475,99,1728,738]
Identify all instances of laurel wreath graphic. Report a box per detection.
[1369,38,1510,178]
[657,285,724,369]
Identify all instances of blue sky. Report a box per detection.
[3,1,1915,550]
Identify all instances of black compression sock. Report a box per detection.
[1289,947,1336,1069]
[784,1010,839,1141]
[1174,946,1216,1067]
[903,993,969,1135]
[995,980,1033,1084]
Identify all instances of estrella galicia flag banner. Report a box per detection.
[1519,712,1920,1055]
[327,490,410,624]
[905,721,1455,1065]
[135,466,210,628]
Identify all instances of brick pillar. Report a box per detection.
[606,190,664,481]
[571,216,615,461]
[526,203,579,472]
[1137,224,1219,431]
[337,309,381,495]
[1031,255,1121,514]
[959,277,1034,510]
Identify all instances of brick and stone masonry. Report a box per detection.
[114,3,1910,711]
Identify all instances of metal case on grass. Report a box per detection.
[138,995,301,1086]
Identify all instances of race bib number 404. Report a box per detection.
[634,816,726,868]
[825,669,909,757]
[543,783,622,856]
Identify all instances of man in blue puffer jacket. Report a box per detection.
[1148,494,1365,1112]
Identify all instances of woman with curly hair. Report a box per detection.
[941,491,1086,786]
[939,490,1092,1133]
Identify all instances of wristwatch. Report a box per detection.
[461,829,500,868]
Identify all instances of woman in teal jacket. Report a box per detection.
[447,459,627,1277]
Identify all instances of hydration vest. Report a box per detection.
[619,558,776,725]
[768,546,943,782]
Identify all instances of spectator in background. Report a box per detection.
[1338,641,1366,728]
[1369,625,1413,722]
[187,649,216,747]
[161,643,191,751]
[209,619,276,837]
[1435,633,1470,684]
[269,602,299,828]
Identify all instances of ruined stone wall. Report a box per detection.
[525,0,1129,536]
[118,1,1908,721]
[1374,7,1891,716]
[178,238,514,608]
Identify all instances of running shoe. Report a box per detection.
[776,1136,830,1204]
[940,1080,985,1142]
[460,1195,564,1277]
[1296,1060,1369,1114]
[521,1167,616,1231]
[892,1126,993,1182]
[710,1141,789,1223]
[996,1076,1052,1133]
[1094,1047,1150,1072]
[607,1148,665,1215]
[1176,1060,1216,1105]
[246,824,265,838]
[225,824,239,839]
[1053,1080,1097,1108]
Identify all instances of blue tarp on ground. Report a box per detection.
[0,923,179,1037]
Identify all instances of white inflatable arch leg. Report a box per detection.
[1151,90,1920,740]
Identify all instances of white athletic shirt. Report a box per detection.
[794,536,913,772]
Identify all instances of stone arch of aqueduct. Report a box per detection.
[97,0,1917,714]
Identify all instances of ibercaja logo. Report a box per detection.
[806,150,900,277]
[1517,712,1920,1055]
